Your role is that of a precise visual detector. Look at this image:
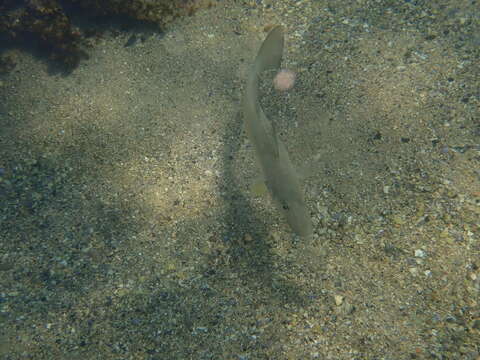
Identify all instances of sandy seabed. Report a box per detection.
[0,1,479,359]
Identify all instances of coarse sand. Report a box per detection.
[0,1,479,359]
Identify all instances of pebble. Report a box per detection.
[334,295,344,306]
[415,249,427,258]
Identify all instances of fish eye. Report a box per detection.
[282,204,289,210]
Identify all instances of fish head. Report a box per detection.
[274,188,313,240]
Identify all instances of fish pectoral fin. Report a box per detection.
[297,162,314,180]
[250,179,268,197]
[298,151,325,179]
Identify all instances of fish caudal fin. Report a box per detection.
[254,26,284,73]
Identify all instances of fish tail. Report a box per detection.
[254,26,284,74]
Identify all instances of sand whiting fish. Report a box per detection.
[243,26,313,240]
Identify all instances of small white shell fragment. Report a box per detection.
[334,295,344,306]
[415,249,426,258]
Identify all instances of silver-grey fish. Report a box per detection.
[243,26,313,239]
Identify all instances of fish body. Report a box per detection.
[243,26,313,239]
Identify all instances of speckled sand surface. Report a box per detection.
[0,1,479,359]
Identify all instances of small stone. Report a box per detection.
[415,249,426,258]
[334,295,344,306]
[243,233,253,243]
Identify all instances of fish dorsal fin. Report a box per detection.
[257,105,280,159]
